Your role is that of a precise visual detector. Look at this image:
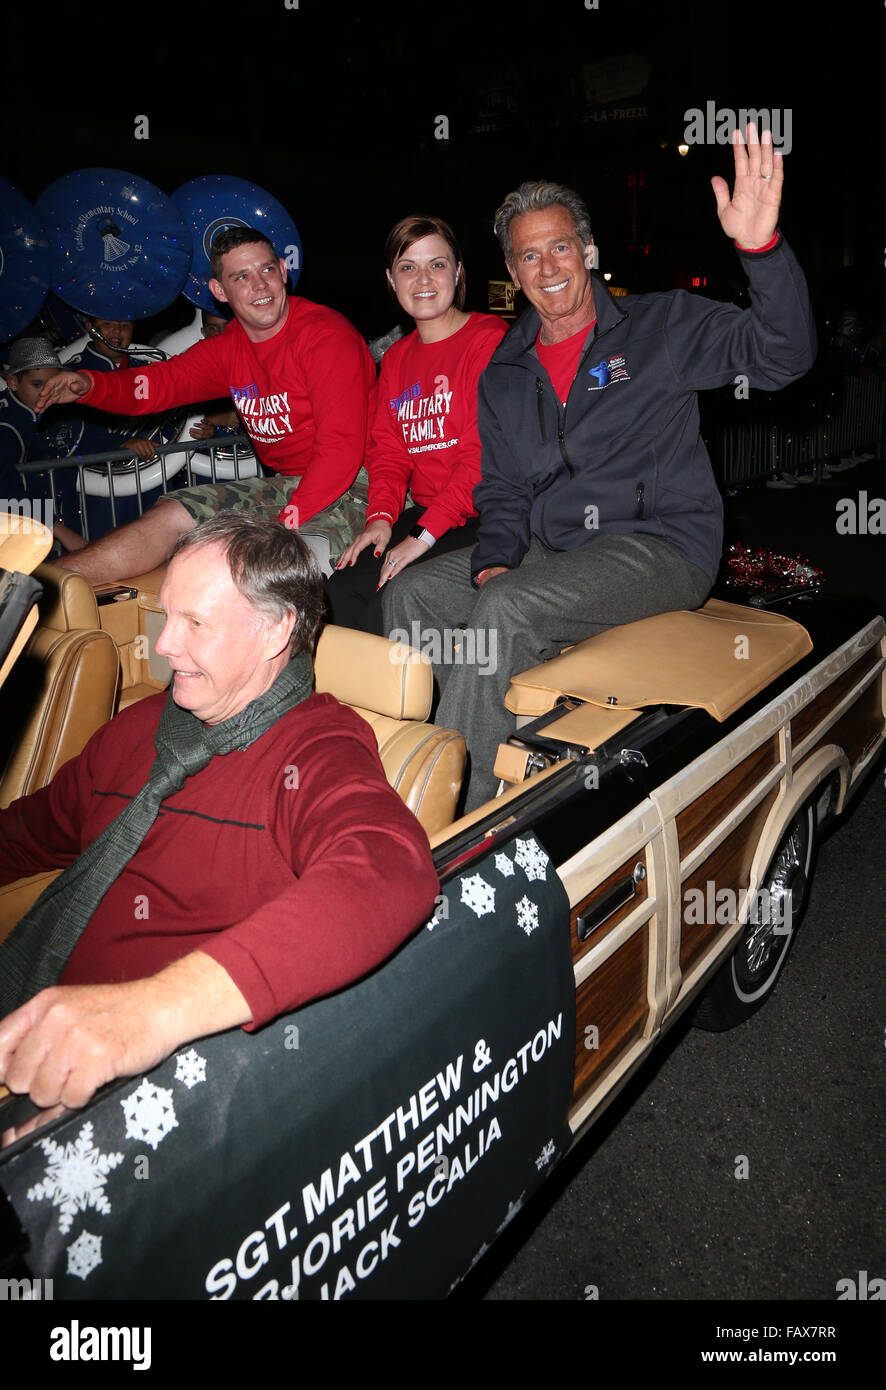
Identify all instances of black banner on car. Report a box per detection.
[0,833,575,1299]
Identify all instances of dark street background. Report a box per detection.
[4,0,884,339]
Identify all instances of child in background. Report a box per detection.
[0,337,157,551]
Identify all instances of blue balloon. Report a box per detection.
[171,175,302,311]
[36,168,192,320]
[0,178,50,346]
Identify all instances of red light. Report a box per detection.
[691,276,700,287]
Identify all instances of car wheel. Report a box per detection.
[691,800,816,1031]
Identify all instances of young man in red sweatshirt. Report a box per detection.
[34,228,376,585]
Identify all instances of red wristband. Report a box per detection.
[735,232,779,253]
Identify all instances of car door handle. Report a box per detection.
[576,862,646,941]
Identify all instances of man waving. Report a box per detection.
[384,125,817,810]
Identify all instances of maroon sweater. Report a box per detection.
[0,693,439,1029]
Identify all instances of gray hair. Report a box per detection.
[171,511,325,654]
[493,181,592,270]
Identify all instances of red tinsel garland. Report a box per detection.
[724,542,824,590]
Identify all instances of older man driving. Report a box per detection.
[0,513,438,1112]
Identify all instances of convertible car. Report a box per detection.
[0,513,883,1299]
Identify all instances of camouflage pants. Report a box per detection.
[167,468,370,569]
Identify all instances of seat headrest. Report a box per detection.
[0,513,53,574]
[32,564,100,632]
[314,624,433,721]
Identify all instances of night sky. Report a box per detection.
[2,1,884,342]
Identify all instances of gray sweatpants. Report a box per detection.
[382,533,712,811]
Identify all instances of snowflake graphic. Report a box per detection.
[121,1078,178,1151]
[534,1139,557,1172]
[67,1229,103,1281]
[516,896,539,937]
[26,1122,124,1235]
[514,837,548,882]
[460,874,495,918]
[494,852,515,878]
[496,1193,526,1232]
[174,1048,207,1089]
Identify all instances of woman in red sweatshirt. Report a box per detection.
[325,216,506,634]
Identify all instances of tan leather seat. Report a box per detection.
[0,512,54,690]
[505,599,813,722]
[314,624,465,836]
[0,624,460,949]
[94,567,172,712]
[0,565,120,808]
[494,600,813,792]
[0,512,54,576]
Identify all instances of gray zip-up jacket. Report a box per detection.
[472,234,817,584]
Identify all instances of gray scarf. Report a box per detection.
[0,650,314,1015]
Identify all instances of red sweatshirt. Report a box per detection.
[365,313,506,540]
[76,298,376,529]
[0,692,439,1029]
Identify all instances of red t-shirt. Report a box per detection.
[535,320,597,404]
[365,313,507,539]
[77,298,376,528]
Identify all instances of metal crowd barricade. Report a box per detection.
[713,372,886,491]
[17,432,256,542]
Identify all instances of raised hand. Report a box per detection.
[34,371,92,414]
[711,122,783,249]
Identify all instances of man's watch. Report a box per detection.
[410,526,436,548]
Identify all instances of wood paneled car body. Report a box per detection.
[0,523,883,1299]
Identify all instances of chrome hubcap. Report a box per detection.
[737,811,810,987]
